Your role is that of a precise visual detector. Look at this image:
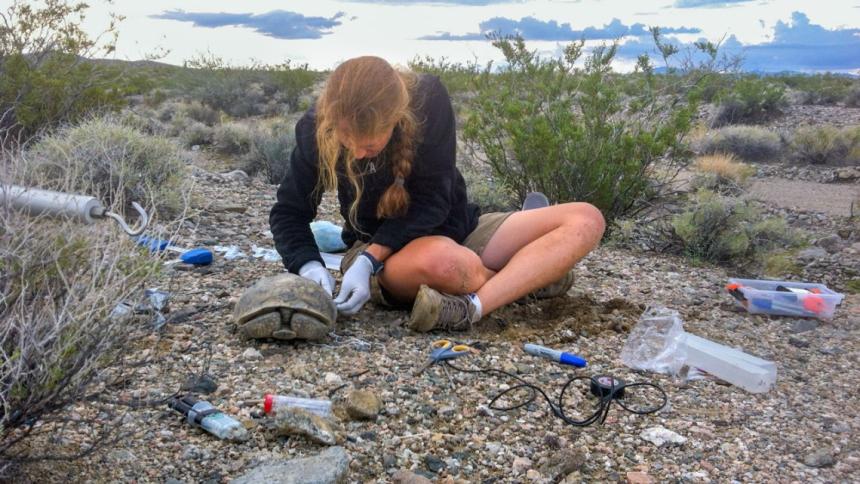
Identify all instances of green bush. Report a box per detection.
[711,76,786,127]
[845,86,860,108]
[671,189,801,264]
[178,101,221,126]
[463,33,707,226]
[212,122,252,155]
[698,125,782,162]
[408,56,479,96]
[788,125,853,164]
[242,119,295,183]
[25,116,189,217]
[180,121,214,148]
[176,53,319,118]
[0,1,141,144]
[778,73,858,105]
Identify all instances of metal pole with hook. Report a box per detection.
[0,184,149,236]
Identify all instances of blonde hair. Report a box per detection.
[315,56,419,232]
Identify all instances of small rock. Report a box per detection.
[640,426,687,447]
[270,408,338,445]
[181,374,218,394]
[816,235,843,253]
[540,449,586,479]
[788,337,810,348]
[626,471,653,484]
[835,166,860,181]
[232,446,349,484]
[211,203,247,214]
[242,347,263,360]
[486,442,502,454]
[796,247,828,263]
[324,372,343,386]
[824,420,851,433]
[222,169,250,184]
[819,346,844,355]
[789,319,819,334]
[424,454,446,473]
[391,470,433,484]
[525,469,542,480]
[344,390,382,420]
[512,456,533,474]
[383,453,397,469]
[802,447,836,468]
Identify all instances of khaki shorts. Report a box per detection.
[341,211,513,307]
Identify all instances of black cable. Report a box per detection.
[444,360,667,427]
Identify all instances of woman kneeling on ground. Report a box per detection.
[269,56,605,332]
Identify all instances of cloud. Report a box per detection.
[615,12,860,72]
[151,9,344,39]
[341,0,523,4]
[673,0,754,7]
[421,17,700,41]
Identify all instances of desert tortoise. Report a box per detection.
[234,273,336,341]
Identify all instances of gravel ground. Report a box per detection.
[747,178,859,218]
[20,161,858,483]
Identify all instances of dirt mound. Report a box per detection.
[477,294,644,341]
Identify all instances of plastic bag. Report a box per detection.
[310,221,347,253]
[251,245,282,262]
[620,306,687,376]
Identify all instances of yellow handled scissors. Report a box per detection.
[414,339,473,375]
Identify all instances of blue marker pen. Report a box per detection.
[523,343,587,368]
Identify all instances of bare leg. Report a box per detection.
[476,202,605,314]
[378,235,495,303]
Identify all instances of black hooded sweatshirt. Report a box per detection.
[269,74,480,274]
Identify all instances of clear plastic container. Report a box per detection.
[726,278,844,320]
[683,333,776,393]
[263,394,333,418]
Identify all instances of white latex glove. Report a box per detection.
[298,260,335,297]
[333,254,373,315]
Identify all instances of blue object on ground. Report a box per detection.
[135,234,171,252]
[178,248,213,265]
[311,220,347,252]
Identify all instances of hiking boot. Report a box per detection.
[518,270,575,303]
[522,191,550,210]
[408,284,480,332]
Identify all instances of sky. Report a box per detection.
[46,0,860,73]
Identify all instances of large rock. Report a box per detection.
[232,446,350,484]
[270,408,338,445]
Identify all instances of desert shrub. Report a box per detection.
[408,56,479,96]
[177,53,319,118]
[778,73,858,105]
[671,189,800,264]
[711,76,786,127]
[117,108,164,136]
[698,125,782,162]
[24,116,189,217]
[788,126,854,165]
[459,157,518,212]
[690,153,755,194]
[463,32,711,226]
[0,1,138,146]
[243,120,295,183]
[178,101,220,126]
[845,86,860,108]
[0,152,167,476]
[212,122,252,155]
[180,121,214,148]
